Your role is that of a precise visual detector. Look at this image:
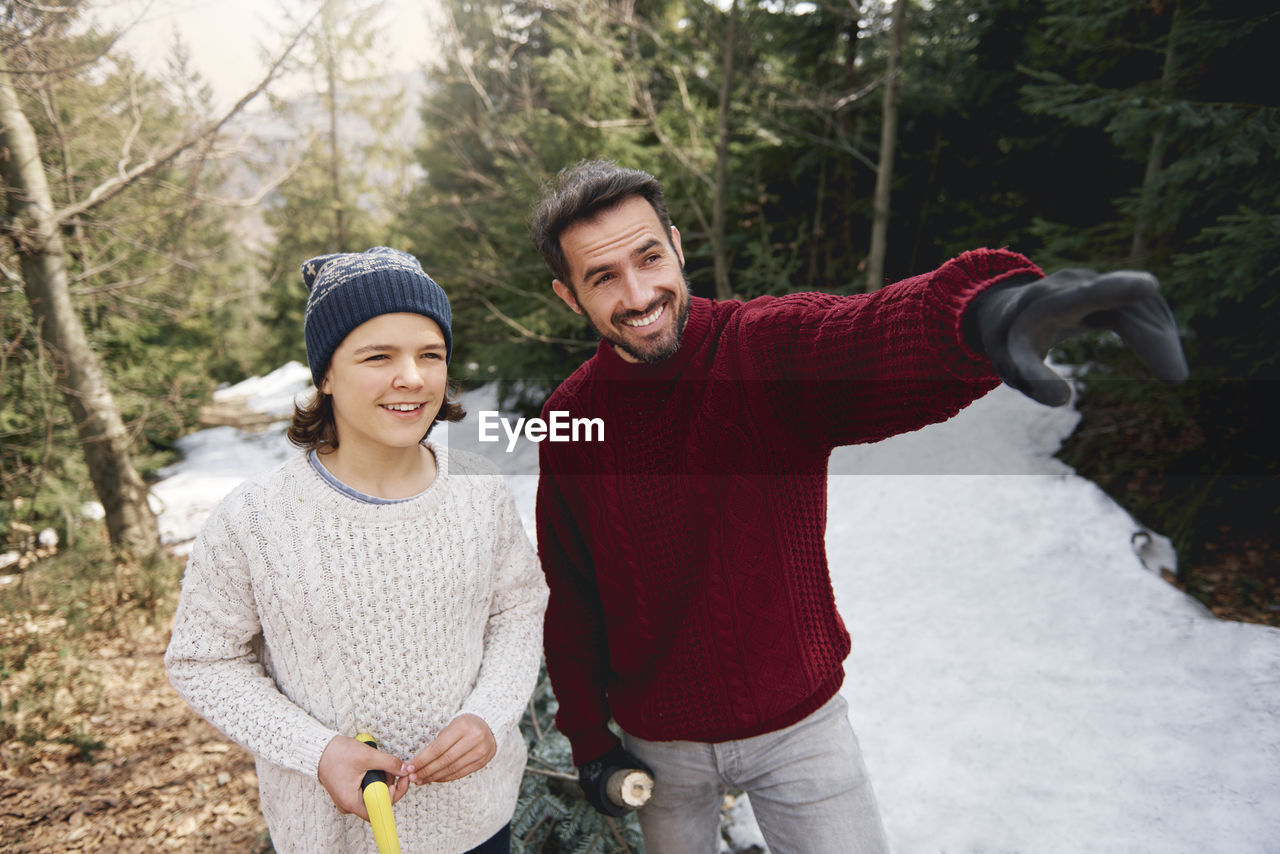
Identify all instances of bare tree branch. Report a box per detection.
[118,70,145,181]
[525,697,543,741]
[15,0,79,14]
[521,765,577,781]
[51,9,320,225]
[0,259,23,285]
[144,129,321,209]
[834,72,890,111]
[478,294,594,348]
[576,115,647,129]
[1,4,132,77]
[672,66,701,150]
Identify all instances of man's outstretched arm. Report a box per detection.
[964,268,1189,406]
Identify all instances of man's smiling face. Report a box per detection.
[552,196,691,364]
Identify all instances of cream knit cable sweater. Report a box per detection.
[165,444,548,853]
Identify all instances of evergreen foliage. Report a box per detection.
[517,665,645,853]
[1016,0,1280,615]
[254,0,415,371]
[2,7,262,549]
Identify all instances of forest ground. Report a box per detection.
[0,592,271,852]
[2,528,1273,852]
[1059,384,1279,628]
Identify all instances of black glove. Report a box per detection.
[577,744,654,817]
[964,268,1189,407]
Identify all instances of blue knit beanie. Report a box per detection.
[300,247,453,388]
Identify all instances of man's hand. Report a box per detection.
[406,713,497,784]
[965,269,1189,406]
[578,744,654,817]
[318,734,410,821]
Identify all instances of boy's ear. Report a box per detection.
[552,279,584,315]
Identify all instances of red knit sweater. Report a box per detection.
[536,249,1042,765]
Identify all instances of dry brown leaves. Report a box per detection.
[0,613,272,852]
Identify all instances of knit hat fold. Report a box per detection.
[300,246,453,387]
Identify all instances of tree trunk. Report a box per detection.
[0,69,161,560]
[838,3,863,285]
[865,0,906,292]
[1129,0,1181,268]
[323,10,349,250]
[711,0,739,301]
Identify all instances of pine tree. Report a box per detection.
[400,0,629,408]
[1020,0,1280,614]
[1,3,297,559]
[254,0,414,373]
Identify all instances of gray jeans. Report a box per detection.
[621,694,890,854]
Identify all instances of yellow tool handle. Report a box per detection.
[356,733,402,854]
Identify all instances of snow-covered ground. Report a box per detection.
[153,362,1280,853]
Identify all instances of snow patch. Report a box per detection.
[149,375,1280,852]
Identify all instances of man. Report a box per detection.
[529,160,1187,853]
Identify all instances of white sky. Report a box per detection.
[151,364,1280,853]
[89,0,439,110]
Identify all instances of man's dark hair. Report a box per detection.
[530,160,673,286]
[287,381,466,455]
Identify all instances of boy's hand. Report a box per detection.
[406,713,497,784]
[318,734,410,820]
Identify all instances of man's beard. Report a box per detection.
[597,281,692,364]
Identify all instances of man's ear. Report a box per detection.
[671,226,685,267]
[552,279,584,315]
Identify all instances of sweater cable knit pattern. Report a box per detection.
[536,249,1040,765]
[166,444,548,853]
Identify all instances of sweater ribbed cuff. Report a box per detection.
[568,726,623,768]
[296,723,344,779]
[923,248,1042,381]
